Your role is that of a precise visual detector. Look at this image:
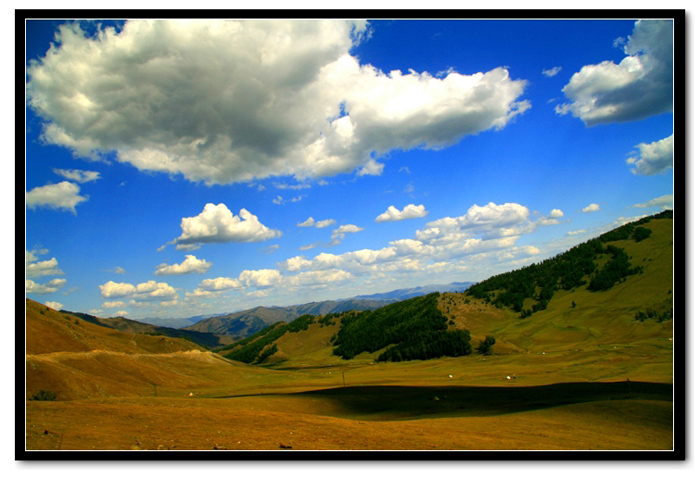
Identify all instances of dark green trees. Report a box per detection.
[476,335,496,355]
[332,293,472,362]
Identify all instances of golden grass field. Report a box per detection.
[24,218,674,452]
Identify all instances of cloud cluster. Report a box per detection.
[26,278,67,294]
[280,202,552,278]
[626,134,673,175]
[27,20,530,185]
[556,20,673,125]
[189,268,353,298]
[26,181,88,214]
[170,203,281,250]
[99,280,179,302]
[154,255,212,275]
[26,250,64,278]
[375,204,428,223]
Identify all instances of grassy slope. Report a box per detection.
[25,299,284,401]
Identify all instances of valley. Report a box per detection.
[23,212,675,453]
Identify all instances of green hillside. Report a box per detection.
[466,209,672,317]
[215,210,673,370]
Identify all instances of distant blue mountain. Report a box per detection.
[351,281,474,302]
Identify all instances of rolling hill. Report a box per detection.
[217,211,673,370]
[25,299,280,401]
[60,309,235,349]
[184,298,393,338]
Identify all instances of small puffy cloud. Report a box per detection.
[26,278,67,294]
[44,301,63,310]
[116,311,130,317]
[548,209,564,218]
[102,301,126,309]
[330,224,364,245]
[297,217,336,228]
[556,20,673,125]
[99,281,136,298]
[26,254,64,278]
[375,204,428,223]
[631,194,673,210]
[542,66,562,77]
[99,280,179,302]
[536,208,565,226]
[626,134,673,175]
[154,255,212,275]
[357,158,385,176]
[112,266,126,274]
[568,229,587,236]
[582,203,600,213]
[26,181,88,214]
[172,203,281,249]
[27,20,529,186]
[53,168,101,183]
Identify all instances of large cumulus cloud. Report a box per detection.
[556,20,673,126]
[27,20,530,185]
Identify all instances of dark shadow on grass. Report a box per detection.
[284,382,673,420]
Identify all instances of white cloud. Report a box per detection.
[116,311,130,317]
[548,209,564,218]
[172,203,281,249]
[375,204,428,223]
[154,255,212,275]
[26,278,67,294]
[631,194,673,209]
[102,301,126,309]
[26,253,64,278]
[297,217,337,228]
[112,266,126,274]
[542,66,562,77]
[53,168,101,183]
[357,158,385,176]
[27,20,530,185]
[330,224,364,245]
[556,20,673,125]
[44,301,63,310]
[582,203,600,213]
[535,208,565,226]
[26,181,88,214]
[99,280,179,302]
[418,202,531,241]
[626,134,673,175]
[567,229,587,236]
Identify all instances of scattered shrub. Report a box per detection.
[31,390,57,401]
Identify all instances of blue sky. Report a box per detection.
[24,17,675,320]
